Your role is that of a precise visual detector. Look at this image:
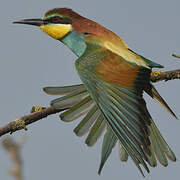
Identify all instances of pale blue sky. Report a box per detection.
[0,0,180,179]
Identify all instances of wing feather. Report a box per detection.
[75,43,152,174]
[74,105,100,136]
[98,127,117,174]
[85,114,106,146]
[47,82,176,174]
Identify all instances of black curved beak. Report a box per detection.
[13,18,45,26]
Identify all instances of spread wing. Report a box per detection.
[75,40,153,175]
[44,36,176,175]
[45,82,176,175]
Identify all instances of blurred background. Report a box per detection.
[0,0,179,179]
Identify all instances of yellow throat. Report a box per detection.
[40,24,72,40]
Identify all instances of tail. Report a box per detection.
[144,83,178,119]
[43,83,177,175]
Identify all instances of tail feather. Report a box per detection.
[147,145,157,167]
[149,121,168,166]
[122,118,176,167]
[145,84,178,119]
[151,120,176,162]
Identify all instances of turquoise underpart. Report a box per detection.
[61,30,87,57]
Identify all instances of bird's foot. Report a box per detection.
[30,106,45,113]
[151,70,162,78]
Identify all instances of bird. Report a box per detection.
[14,8,178,176]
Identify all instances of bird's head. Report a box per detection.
[13,8,85,40]
[14,8,112,41]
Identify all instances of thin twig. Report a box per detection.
[2,136,25,180]
[172,54,180,59]
[0,69,179,138]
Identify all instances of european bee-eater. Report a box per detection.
[14,8,178,176]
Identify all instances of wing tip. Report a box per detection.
[98,163,104,175]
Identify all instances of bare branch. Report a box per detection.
[0,107,64,137]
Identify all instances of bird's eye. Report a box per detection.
[46,16,72,24]
[50,16,61,23]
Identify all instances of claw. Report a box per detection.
[151,71,162,77]
[31,106,45,113]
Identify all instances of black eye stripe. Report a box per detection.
[46,16,72,24]
[59,17,72,24]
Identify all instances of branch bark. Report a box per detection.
[0,69,179,138]
[151,69,180,82]
[0,107,64,137]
